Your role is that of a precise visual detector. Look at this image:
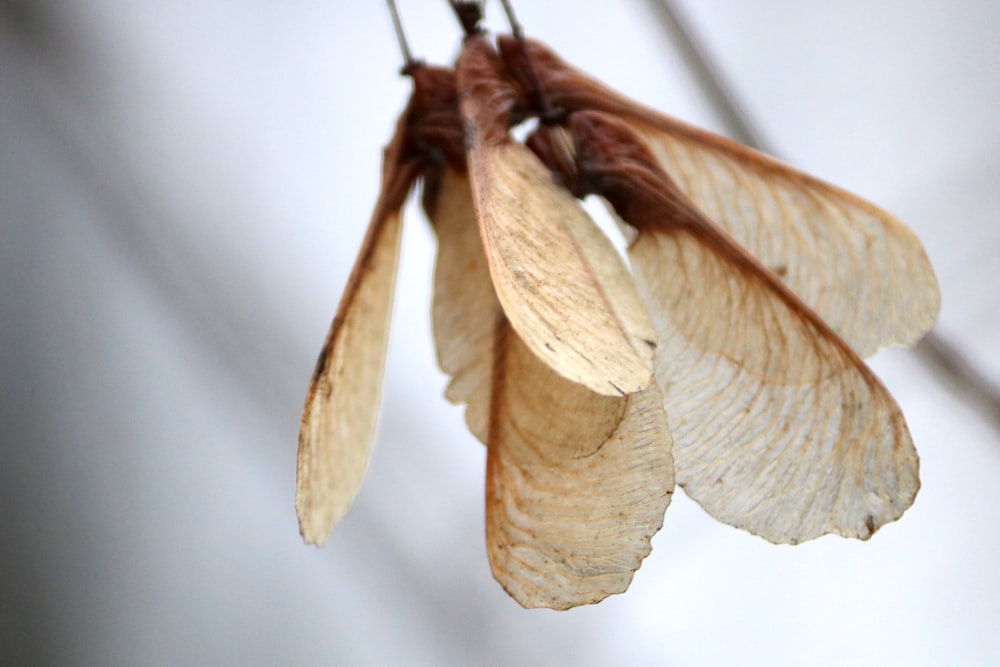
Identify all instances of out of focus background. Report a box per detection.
[2,1,998,665]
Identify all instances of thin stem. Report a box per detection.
[386,0,416,71]
[496,0,557,122]
[498,0,524,40]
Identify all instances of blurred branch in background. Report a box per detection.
[648,0,1000,434]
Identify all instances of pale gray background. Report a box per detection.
[2,1,998,665]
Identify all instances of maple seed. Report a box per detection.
[296,6,939,611]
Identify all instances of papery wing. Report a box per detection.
[486,328,673,609]
[427,167,674,607]
[629,223,918,543]
[427,168,497,442]
[468,141,656,396]
[296,159,416,546]
[458,35,656,396]
[503,36,939,358]
[566,110,919,544]
[627,118,939,357]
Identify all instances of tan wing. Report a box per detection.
[296,159,415,546]
[564,110,919,543]
[427,168,498,443]
[629,226,918,543]
[627,119,939,358]
[469,141,657,396]
[458,35,656,397]
[427,167,674,608]
[500,36,940,358]
[486,325,673,609]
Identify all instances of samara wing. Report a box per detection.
[499,36,939,358]
[296,190,409,545]
[428,168,499,443]
[456,36,656,397]
[296,64,463,545]
[427,167,674,608]
[566,111,918,544]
